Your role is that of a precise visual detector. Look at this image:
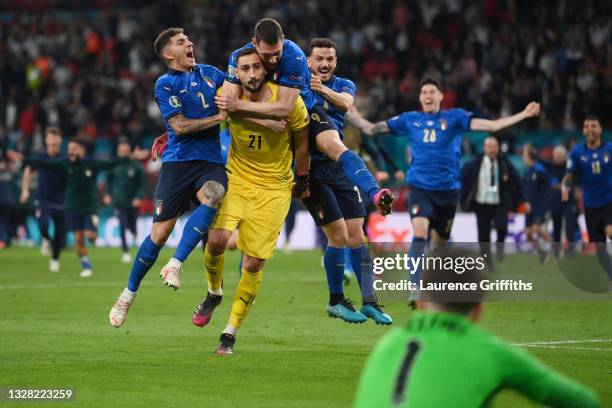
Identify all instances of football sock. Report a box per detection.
[338,150,379,201]
[349,246,377,303]
[204,245,225,296]
[324,246,345,305]
[229,268,263,328]
[127,235,162,292]
[173,204,217,262]
[79,255,92,270]
[409,237,427,285]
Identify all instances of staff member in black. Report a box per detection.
[461,137,522,261]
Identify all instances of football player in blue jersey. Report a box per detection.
[562,115,612,281]
[303,38,391,325]
[109,28,228,328]
[349,77,540,303]
[522,144,552,262]
[214,18,394,216]
[20,127,66,272]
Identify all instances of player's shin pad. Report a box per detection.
[205,245,225,292]
[229,269,263,328]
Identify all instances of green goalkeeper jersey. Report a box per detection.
[354,311,599,408]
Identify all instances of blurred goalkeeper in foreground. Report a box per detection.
[354,246,600,407]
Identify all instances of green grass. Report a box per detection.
[1,248,611,407]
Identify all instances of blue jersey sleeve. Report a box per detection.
[452,108,473,132]
[212,66,226,88]
[226,46,245,85]
[337,77,356,98]
[155,78,182,122]
[277,42,308,89]
[387,113,412,135]
[567,146,580,174]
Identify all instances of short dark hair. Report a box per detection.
[69,138,87,148]
[236,47,260,64]
[584,114,601,125]
[419,77,443,92]
[420,246,488,314]
[153,27,183,60]
[44,126,61,137]
[117,137,131,147]
[254,18,283,44]
[308,38,337,55]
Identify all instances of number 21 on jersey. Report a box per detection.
[423,129,437,143]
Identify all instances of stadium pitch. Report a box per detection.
[2,247,611,407]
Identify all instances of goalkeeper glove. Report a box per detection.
[151,132,168,161]
[292,172,310,199]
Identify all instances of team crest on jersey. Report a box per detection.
[411,204,420,215]
[203,77,214,88]
[604,154,609,163]
[154,199,163,216]
[85,169,92,178]
[169,95,182,108]
[439,119,448,131]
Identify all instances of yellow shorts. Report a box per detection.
[211,182,291,259]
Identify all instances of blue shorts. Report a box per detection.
[302,159,366,226]
[308,104,339,159]
[153,160,228,222]
[65,209,97,232]
[407,185,458,240]
[525,203,547,227]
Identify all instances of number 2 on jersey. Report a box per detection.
[423,129,437,143]
[196,92,210,109]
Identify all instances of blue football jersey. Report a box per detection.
[567,142,612,207]
[227,39,316,109]
[316,75,356,132]
[523,161,550,208]
[387,109,473,190]
[35,152,66,205]
[154,64,225,164]
[311,75,356,161]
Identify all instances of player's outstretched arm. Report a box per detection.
[168,111,227,137]
[345,106,390,136]
[20,166,33,204]
[561,173,574,202]
[470,102,540,133]
[216,85,300,120]
[310,75,354,113]
[499,343,600,408]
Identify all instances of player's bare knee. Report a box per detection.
[328,229,348,248]
[316,131,346,161]
[243,255,264,273]
[150,219,175,245]
[198,181,225,207]
[605,225,612,238]
[207,229,230,255]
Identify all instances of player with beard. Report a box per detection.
[214,18,395,218]
[305,38,392,325]
[191,48,310,354]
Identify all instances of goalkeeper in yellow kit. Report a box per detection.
[191,48,310,354]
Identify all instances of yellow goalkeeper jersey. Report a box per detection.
[227,82,309,189]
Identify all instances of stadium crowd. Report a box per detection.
[1,0,610,152]
[0,0,610,246]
